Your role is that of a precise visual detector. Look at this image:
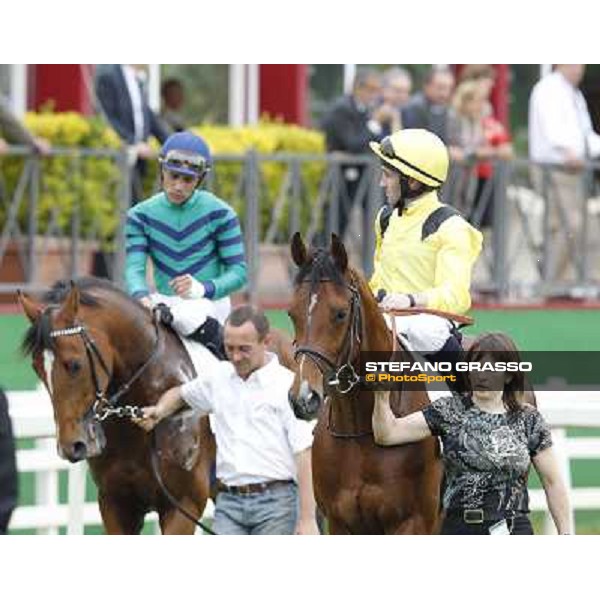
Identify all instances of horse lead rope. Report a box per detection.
[50,311,216,534]
[150,430,217,535]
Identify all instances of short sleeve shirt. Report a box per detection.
[179,353,314,486]
[422,394,552,513]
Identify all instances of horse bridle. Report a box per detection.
[47,309,217,534]
[47,311,161,422]
[293,277,363,396]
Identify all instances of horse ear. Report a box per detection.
[57,283,80,323]
[330,233,348,272]
[18,291,43,322]
[291,232,308,267]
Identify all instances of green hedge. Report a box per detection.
[0,112,122,241]
[0,113,327,240]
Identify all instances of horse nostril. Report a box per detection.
[308,390,322,411]
[289,384,322,421]
[70,441,88,462]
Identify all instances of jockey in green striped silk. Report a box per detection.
[125,131,247,356]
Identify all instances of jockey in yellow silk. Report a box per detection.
[369,129,482,357]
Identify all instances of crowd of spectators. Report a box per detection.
[319,65,600,288]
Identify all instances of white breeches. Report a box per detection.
[383,313,454,354]
[149,293,231,335]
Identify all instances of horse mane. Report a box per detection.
[22,277,141,358]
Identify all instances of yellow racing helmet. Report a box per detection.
[369,129,449,188]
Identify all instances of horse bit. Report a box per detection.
[48,312,161,422]
[293,277,363,395]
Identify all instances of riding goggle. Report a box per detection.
[160,150,208,180]
[378,136,443,185]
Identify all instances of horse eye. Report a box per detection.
[335,310,348,322]
[64,360,82,376]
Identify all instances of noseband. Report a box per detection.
[293,277,363,395]
[48,312,161,421]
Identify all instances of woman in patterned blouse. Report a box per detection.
[372,332,572,535]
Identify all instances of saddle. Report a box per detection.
[154,303,226,360]
[152,304,222,471]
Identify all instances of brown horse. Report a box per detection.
[287,233,443,534]
[19,277,215,534]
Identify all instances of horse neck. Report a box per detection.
[329,271,420,428]
[327,271,392,434]
[92,300,192,407]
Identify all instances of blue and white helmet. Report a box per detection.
[159,132,212,178]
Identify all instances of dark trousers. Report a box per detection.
[441,514,534,535]
[326,166,368,242]
[0,389,17,534]
[424,330,465,395]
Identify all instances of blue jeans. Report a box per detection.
[214,483,299,535]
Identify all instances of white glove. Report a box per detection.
[184,278,205,300]
[170,274,206,299]
[379,293,412,311]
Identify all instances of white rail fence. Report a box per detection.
[7,388,600,534]
[7,388,214,534]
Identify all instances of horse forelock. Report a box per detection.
[294,248,346,294]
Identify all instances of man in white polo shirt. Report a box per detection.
[134,305,319,535]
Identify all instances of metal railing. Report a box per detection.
[0,146,130,294]
[2,146,600,302]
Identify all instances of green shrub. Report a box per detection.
[0,113,327,242]
[0,112,122,243]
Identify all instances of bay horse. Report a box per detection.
[287,233,443,534]
[19,277,215,534]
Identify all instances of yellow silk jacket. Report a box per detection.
[369,191,483,314]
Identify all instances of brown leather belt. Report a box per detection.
[217,479,293,496]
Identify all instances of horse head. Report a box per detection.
[18,279,136,462]
[288,232,390,421]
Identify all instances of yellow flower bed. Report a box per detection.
[1,113,326,241]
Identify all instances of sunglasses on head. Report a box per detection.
[377,137,443,185]
[379,136,399,161]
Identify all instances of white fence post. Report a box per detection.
[67,461,88,535]
[35,438,59,535]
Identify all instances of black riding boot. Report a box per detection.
[153,304,226,361]
[424,333,465,395]
[187,317,227,361]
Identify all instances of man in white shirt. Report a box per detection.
[134,305,319,535]
[528,65,600,284]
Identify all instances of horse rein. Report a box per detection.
[48,309,217,534]
[293,276,382,439]
[47,311,161,422]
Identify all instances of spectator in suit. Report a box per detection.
[402,66,456,143]
[321,68,395,240]
[0,388,17,534]
[380,67,413,136]
[95,64,170,203]
[0,95,51,156]
[160,78,187,133]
